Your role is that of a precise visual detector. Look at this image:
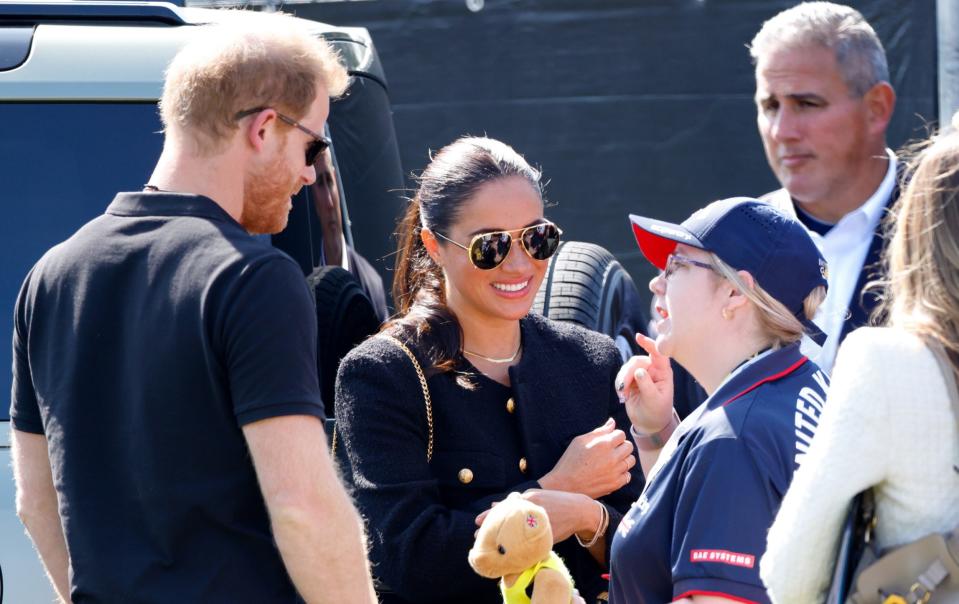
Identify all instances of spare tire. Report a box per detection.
[532,241,648,361]
[308,266,382,418]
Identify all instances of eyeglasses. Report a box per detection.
[663,253,715,280]
[434,222,563,270]
[235,107,331,167]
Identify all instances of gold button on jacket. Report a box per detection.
[518,457,528,473]
[506,397,516,413]
[335,314,644,603]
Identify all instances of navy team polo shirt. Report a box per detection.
[11,192,323,603]
[608,343,828,603]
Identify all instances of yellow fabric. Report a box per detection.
[500,551,573,604]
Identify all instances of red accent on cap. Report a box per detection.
[630,222,677,270]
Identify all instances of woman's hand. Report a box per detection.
[475,489,601,545]
[538,418,636,499]
[616,333,674,435]
[520,489,600,544]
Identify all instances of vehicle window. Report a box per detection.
[0,103,164,421]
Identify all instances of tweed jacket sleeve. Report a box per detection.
[496,315,643,549]
[335,315,643,601]
[335,336,523,600]
[544,322,644,565]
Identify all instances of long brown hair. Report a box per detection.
[386,136,543,375]
[882,115,959,379]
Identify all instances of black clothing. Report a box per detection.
[347,246,389,321]
[11,192,323,603]
[335,313,642,603]
[840,194,895,343]
[671,360,706,420]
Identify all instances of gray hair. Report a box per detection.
[749,1,889,97]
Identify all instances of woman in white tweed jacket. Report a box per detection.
[760,117,959,603]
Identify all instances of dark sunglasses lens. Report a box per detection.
[306,139,329,166]
[523,223,561,260]
[470,232,512,269]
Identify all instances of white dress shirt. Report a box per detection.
[769,148,897,371]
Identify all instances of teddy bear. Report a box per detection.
[468,492,574,604]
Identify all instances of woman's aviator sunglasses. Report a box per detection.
[434,222,563,270]
[234,107,331,167]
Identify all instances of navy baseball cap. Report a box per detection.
[629,197,828,343]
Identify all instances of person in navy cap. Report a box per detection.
[607,198,830,604]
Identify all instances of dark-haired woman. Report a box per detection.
[334,136,642,603]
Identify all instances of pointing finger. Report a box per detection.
[634,333,662,360]
[592,417,615,433]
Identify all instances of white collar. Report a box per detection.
[853,148,897,227]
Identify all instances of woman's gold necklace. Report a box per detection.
[463,344,522,364]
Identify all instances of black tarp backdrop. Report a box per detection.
[292,0,937,301]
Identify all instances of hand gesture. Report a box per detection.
[615,333,675,435]
[539,418,636,499]
[475,489,600,545]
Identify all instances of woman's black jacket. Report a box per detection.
[334,313,643,603]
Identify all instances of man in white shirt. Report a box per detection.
[749,2,897,370]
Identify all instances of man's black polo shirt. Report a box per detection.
[11,192,324,603]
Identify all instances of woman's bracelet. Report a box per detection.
[630,409,681,452]
[576,500,609,548]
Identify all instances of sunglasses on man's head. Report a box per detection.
[434,222,563,270]
[234,107,331,167]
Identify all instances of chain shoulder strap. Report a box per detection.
[331,335,434,461]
